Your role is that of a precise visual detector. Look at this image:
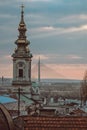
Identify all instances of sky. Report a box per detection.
[0,0,87,79]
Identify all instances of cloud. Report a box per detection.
[58,14,87,24]
[54,54,83,61]
[31,53,84,65]
[39,26,55,31]
[51,64,87,79]
[33,54,49,60]
[0,55,12,64]
[32,63,87,79]
[17,0,52,2]
[0,0,87,79]
[30,0,52,2]
[0,63,12,78]
[0,61,86,79]
[30,24,87,39]
[0,14,14,19]
[31,26,55,33]
[66,55,82,60]
[4,55,12,59]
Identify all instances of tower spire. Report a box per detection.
[16,4,28,44]
[12,5,32,86]
[21,4,24,23]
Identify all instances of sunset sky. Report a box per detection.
[0,0,87,79]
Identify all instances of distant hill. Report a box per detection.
[33,78,82,83]
[0,77,82,86]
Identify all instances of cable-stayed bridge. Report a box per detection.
[31,62,67,80]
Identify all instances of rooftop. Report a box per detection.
[0,95,17,104]
[14,116,87,130]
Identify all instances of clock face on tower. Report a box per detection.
[18,62,24,67]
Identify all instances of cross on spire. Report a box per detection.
[21,4,24,12]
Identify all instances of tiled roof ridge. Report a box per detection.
[14,116,87,129]
[22,115,87,118]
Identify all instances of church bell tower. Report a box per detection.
[12,5,32,86]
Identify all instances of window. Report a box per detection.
[19,69,23,77]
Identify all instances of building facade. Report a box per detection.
[12,6,32,86]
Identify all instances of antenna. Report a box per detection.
[38,57,40,84]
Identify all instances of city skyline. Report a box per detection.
[0,0,87,79]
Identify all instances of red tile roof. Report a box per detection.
[20,116,87,130]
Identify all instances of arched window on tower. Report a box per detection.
[17,62,25,78]
[19,69,23,77]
